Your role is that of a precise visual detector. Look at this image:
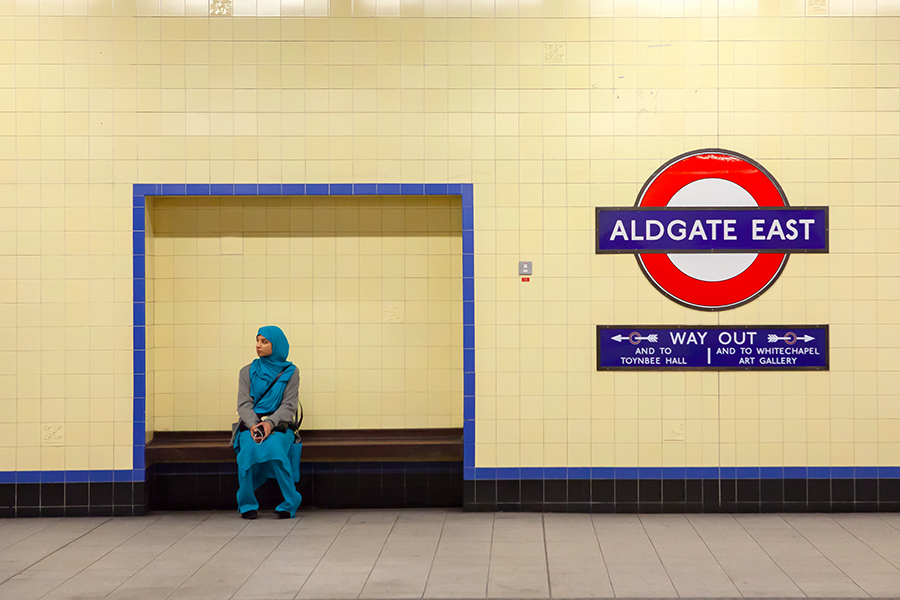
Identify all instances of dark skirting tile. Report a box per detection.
[686,480,703,503]
[473,480,496,504]
[404,473,428,508]
[311,472,337,506]
[590,502,615,513]
[737,479,760,503]
[544,480,567,503]
[760,479,783,503]
[218,477,239,509]
[133,482,146,506]
[568,479,590,503]
[719,479,736,503]
[808,479,831,503]
[591,479,616,504]
[663,479,686,503]
[194,474,219,500]
[856,479,877,503]
[521,480,543,504]
[41,483,65,507]
[64,506,90,517]
[40,507,65,517]
[591,480,614,503]
[381,472,405,508]
[615,480,637,503]
[463,480,475,506]
[832,479,854,503]
[639,480,662,504]
[544,502,568,513]
[65,482,89,506]
[16,507,40,518]
[566,502,590,513]
[334,472,362,509]
[113,482,133,506]
[435,473,463,507]
[359,473,383,508]
[703,480,720,508]
[16,483,40,508]
[0,483,14,508]
[88,505,114,517]
[496,480,520,504]
[784,479,807,503]
[661,502,687,514]
[879,479,900,509]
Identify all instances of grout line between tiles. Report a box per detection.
[0,518,111,587]
[780,515,872,599]
[293,510,353,600]
[730,515,809,598]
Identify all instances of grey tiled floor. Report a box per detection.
[3,511,900,599]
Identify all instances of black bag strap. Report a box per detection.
[253,365,290,407]
[291,402,304,443]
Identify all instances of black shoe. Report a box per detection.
[241,510,257,520]
[274,510,291,519]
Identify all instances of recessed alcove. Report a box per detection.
[143,194,463,434]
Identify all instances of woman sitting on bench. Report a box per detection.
[233,325,303,519]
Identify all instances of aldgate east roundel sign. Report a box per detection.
[596,149,829,311]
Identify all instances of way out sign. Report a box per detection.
[596,149,829,311]
[597,326,829,371]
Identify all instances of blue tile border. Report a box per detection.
[39,182,473,487]
[476,466,892,481]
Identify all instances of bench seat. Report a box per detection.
[145,428,464,464]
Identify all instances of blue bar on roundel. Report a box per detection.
[596,325,829,370]
[595,207,828,253]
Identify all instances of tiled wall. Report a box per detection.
[146,194,463,431]
[1,0,899,488]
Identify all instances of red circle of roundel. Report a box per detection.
[636,149,788,311]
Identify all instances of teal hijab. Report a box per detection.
[249,326,296,415]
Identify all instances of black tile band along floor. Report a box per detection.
[149,461,464,511]
[465,478,900,513]
[3,473,898,516]
[0,482,146,518]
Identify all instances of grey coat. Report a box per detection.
[236,364,301,428]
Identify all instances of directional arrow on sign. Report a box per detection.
[611,334,658,343]
[768,334,815,343]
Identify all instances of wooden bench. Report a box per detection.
[145,428,464,464]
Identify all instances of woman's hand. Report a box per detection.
[251,421,273,442]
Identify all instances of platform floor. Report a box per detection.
[3,511,900,599]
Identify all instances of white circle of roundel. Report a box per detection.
[666,177,758,283]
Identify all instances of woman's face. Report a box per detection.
[256,335,273,357]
